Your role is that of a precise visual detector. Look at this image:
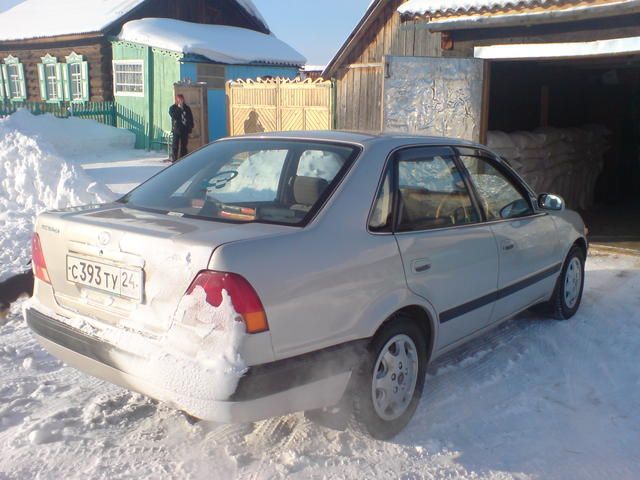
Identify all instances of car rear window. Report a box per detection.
[118,139,360,226]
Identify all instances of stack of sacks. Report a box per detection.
[487,125,610,209]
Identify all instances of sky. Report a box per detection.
[252,0,372,66]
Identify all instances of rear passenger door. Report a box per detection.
[458,150,561,322]
[391,147,500,350]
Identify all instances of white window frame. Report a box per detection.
[64,51,89,103]
[2,55,27,102]
[38,54,64,103]
[113,60,145,97]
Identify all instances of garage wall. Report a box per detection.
[331,0,442,132]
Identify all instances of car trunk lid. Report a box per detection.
[35,204,288,334]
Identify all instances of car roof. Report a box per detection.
[229,130,484,149]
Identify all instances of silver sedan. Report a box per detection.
[26,131,587,439]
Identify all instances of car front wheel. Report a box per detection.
[549,245,586,320]
[351,318,427,440]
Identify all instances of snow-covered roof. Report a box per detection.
[0,0,145,41]
[0,0,270,42]
[399,0,582,16]
[118,18,306,67]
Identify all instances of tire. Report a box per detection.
[546,245,586,320]
[351,317,427,440]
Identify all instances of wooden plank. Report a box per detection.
[405,20,416,56]
[360,69,370,131]
[352,67,362,130]
[480,60,491,145]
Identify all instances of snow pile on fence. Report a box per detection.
[487,125,610,209]
[0,110,123,281]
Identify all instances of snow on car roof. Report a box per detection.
[0,0,270,42]
[118,18,306,66]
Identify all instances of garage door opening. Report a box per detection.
[486,57,640,248]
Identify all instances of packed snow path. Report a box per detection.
[1,252,639,479]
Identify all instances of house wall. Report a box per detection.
[113,41,182,149]
[151,48,181,147]
[0,37,112,102]
[124,0,269,34]
[0,0,268,106]
[114,39,299,150]
[331,0,442,132]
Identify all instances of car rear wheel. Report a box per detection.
[546,245,586,320]
[351,318,427,440]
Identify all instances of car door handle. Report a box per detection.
[412,259,432,273]
[501,240,515,251]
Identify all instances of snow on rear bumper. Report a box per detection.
[26,307,360,423]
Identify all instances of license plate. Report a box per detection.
[66,256,143,301]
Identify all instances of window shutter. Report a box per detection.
[16,63,26,100]
[62,63,70,101]
[0,64,7,100]
[37,63,47,101]
[55,63,64,101]
[80,61,89,101]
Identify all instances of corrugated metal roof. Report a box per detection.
[399,0,588,16]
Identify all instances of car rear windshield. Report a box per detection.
[118,139,360,226]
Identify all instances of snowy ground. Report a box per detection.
[1,252,639,479]
[2,111,639,479]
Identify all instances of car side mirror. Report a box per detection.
[538,193,565,211]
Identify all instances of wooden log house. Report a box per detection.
[0,0,269,104]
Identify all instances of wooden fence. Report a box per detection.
[226,77,334,136]
[0,101,116,126]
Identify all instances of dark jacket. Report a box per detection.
[169,104,194,134]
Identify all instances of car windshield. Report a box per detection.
[118,139,360,226]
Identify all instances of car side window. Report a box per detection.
[460,155,533,221]
[396,150,480,232]
[369,166,393,231]
[297,150,345,181]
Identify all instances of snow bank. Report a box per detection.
[0,111,122,281]
[3,253,640,478]
[119,18,306,66]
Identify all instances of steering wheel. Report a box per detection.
[206,170,239,190]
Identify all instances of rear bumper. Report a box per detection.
[26,308,365,423]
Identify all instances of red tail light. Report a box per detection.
[32,233,50,284]
[187,271,269,334]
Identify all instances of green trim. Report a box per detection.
[145,45,153,150]
[3,56,27,102]
[38,54,63,104]
[64,52,90,103]
[0,64,6,100]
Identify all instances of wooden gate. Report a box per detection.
[174,82,209,151]
[226,78,333,136]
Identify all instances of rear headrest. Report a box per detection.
[293,176,329,206]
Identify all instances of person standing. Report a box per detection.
[169,94,194,162]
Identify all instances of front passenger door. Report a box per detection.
[459,153,561,322]
[392,147,500,350]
